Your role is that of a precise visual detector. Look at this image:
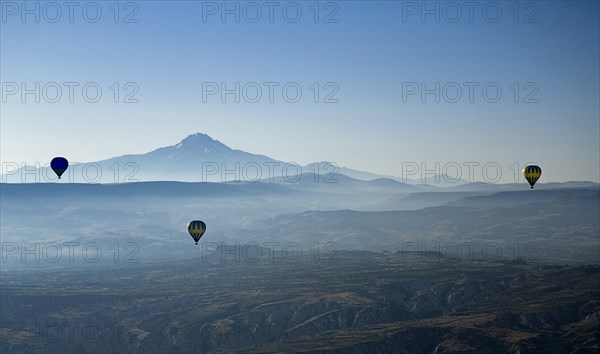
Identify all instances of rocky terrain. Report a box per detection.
[1,252,598,353]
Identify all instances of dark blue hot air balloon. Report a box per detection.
[50,157,69,179]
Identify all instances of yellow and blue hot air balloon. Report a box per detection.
[523,165,542,189]
[50,157,69,179]
[187,220,207,245]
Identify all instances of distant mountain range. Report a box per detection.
[2,133,391,183]
[0,133,597,188]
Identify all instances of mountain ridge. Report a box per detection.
[2,133,598,186]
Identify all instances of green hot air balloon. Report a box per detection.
[187,220,207,245]
[523,165,542,189]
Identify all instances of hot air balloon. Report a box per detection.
[187,220,206,245]
[50,157,69,179]
[523,165,542,189]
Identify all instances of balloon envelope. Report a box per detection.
[187,220,206,245]
[523,165,542,189]
[50,157,69,179]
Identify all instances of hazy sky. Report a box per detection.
[1,1,599,182]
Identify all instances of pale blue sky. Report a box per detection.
[1,1,598,182]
